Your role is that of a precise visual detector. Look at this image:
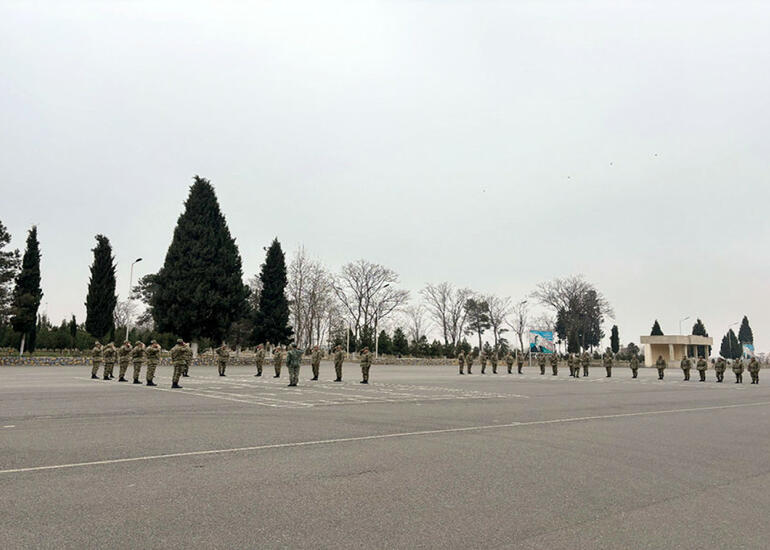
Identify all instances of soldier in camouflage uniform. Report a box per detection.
[359,347,372,384]
[581,351,591,377]
[90,341,103,379]
[748,357,760,384]
[732,358,744,384]
[254,344,265,377]
[479,350,487,374]
[216,344,230,376]
[310,345,322,381]
[145,340,161,386]
[714,357,726,383]
[286,344,302,386]
[333,345,345,381]
[182,342,192,377]
[655,355,667,380]
[465,352,474,374]
[695,356,708,382]
[680,355,692,381]
[273,345,284,378]
[550,353,558,376]
[629,354,640,379]
[516,351,525,374]
[170,339,186,388]
[131,341,146,384]
[505,351,514,374]
[457,349,465,375]
[567,353,576,378]
[102,342,117,380]
[603,350,614,378]
[537,353,546,375]
[117,341,132,382]
[490,349,498,374]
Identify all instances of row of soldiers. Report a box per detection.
[90,341,375,389]
[455,349,761,384]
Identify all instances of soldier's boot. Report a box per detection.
[518,367,523,374]
[459,369,464,375]
[103,375,109,380]
[632,370,638,378]
[492,367,497,374]
[606,367,611,378]
[584,368,589,377]
[133,379,141,384]
[552,367,557,376]
[700,372,706,382]
[147,380,157,387]
[91,374,99,379]
[508,367,512,374]
[481,366,485,375]
[118,377,127,382]
[171,383,182,389]
[540,367,545,375]
[467,368,472,375]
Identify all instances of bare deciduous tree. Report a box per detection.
[506,299,530,352]
[403,304,430,344]
[532,275,614,317]
[421,282,472,347]
[288,247,336,348]
[486,294,512,350]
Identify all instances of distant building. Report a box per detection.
[640,335,714,367]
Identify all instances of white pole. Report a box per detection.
[125,258,142,342]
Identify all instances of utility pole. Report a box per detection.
[125,257,143,342]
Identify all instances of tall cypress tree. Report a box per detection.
[610,325,619,353]
[738,316,753,345]
[650,320,663,336]
[11,226,42,354]
[691,318,710,357]
[720,329,741,359]
[152,176,249,343]
[0,219,20,324]
[85,234,117,340]
[253,238,292,345]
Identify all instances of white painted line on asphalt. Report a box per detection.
[3,400,770,475]
[2,425,14,428]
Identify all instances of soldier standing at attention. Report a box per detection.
[696,356,708,382]
[360,347,372,384]
[567,353,575,377]
[581,351,591,377]
[131,341,146,384]
[145,340,161,386]
[537,353,546,375]
[91,341,103,379]
[505,351,514,374]
[680,355,692,381]
[655,355,667,380]
[490,349,498,374]
[457,349,465,375]
[732,358,744,384]
[182,341,192,377]
[714,357,726,382]
[310,345,322,381]
[748,357,760,384]
[480,350,487,374]
[629,354,640,378]
[465,351,474,374]
[550,353,558,376]
[102,342,117,380]
[170,339,186,389]
[273,345,284,378]
[255,344,265,377]
[117,341,132,382]
[216,344,230,376]
[516,351,525,374]
[333,345,345,382]
[603,350,614,377]
[286,344,302,386]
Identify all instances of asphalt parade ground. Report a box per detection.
[2,363,770,549]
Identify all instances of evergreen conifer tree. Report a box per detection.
[11,226,42,354]
[610,325,619,353]
[650,320,663,336]
[738,316,753,345]
[85,234,117,340]
[0,220,20,324]
[720,329,741,359]
[393,327,409,356]
[253,238,292,345]
[152,176,249,343]
[691,318,710,357]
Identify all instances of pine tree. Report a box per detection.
[690,318,710,357]
[11,226,42,354]
[252,238,292,345]
[152,176,249,343]
[650,320,663,336]
[0,220,20,324]
[738,316,753,345]
[377,330,393,355]
[85,234,117,340]
[69,315,77,347]
[610,325,619,354]
[720,329,741,359]
[392,327,409,356]
[464,298,491,353]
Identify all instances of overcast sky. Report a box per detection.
[1,1,768,352]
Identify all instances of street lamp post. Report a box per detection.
[679,316,690,336]
[125,257,143,342]
[727,320,740,360]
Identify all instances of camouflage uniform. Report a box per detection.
[170,340,186,388]
[603,351,614,378]
[333,346,345,381]
[457,351,465,375]
[516,352,524,374]
[145,341,161,386]
[286,345,302,386]
[359,348,372,384]
[273,347,284,378]
[680,356,692,381]
[465,353,474,374]
[255,345,265,377]
[90,342,103,379]
[182,343,192,377]
[581,351,591,377]
[748,357,760,384]
[629,355,640,379]
[216,345,230,376]
[732,358,744,384]
[567,353,577,378]
[490,350,498,374]
[480,351,487,374]
[131,341,146,384]
[655,355,667,380]
[696,357,707,382]
[714,357,726,383]
[537,354,546,375]
[117,341,132,381]
[102,342,117,379]
[505,352,514,374]
[549,353,558,376]
[310,346,322,380]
